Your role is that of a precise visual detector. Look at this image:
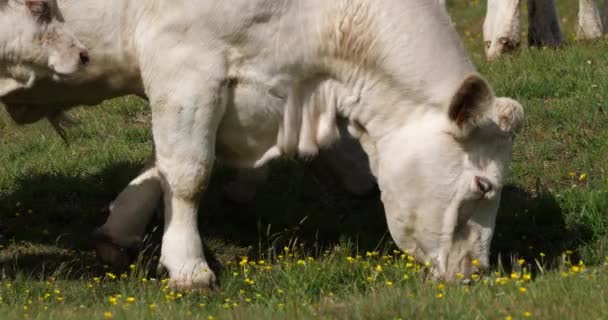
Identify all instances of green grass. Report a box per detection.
[3,0,608,319]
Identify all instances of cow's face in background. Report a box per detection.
[375,74,524,280]
[483,0,522,60]
[0,0,88,99]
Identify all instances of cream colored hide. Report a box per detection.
[577,0,604,40]
[483,0,522,60]
[0,0,87,98]
[3,0,525,289]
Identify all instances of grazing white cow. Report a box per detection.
[0,0,88,106]
[484,0,608,60]
[1,0,524,289]
[483,0,522,60]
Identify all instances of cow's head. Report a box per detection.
[372,73,524,281]
[482,0,522,60]
[0,0,89,98]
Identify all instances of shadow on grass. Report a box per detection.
[0,161,594,279]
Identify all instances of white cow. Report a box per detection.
[0,0,88,102]
[484,0,608,60]
[1,0,524,289]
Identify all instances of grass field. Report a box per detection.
[2,1,608,319]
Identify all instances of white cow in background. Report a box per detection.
[2,0,524,289]
[483,0,607,60]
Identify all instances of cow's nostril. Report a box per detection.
[79,51,90,65]
[474,176,493,194]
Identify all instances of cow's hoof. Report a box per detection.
[159,259,218,291]
[92,231,137,268]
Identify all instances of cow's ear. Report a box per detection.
[0,78,29,97]
[25,0,51,22]
[448,73,493,135]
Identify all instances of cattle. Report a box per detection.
[1,0,524,289]
[483,0,608,60]
[0,0,88,108]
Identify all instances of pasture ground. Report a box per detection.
[2,0,608,319]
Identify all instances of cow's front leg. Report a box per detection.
[147,55,227,290]
[94,154,161,266]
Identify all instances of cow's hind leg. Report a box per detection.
[94,154,161,267]
[145,50,227,290]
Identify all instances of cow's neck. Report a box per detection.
[58,0,144,97]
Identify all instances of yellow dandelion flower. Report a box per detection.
[93,277,101,283]
[510,272,519,280]
[436,293,444,299]
[149,303,157,310]
[472,259,480,267]
[129,264,136,270]
[108,297,118,305]
[126,297,136,303]
[407,255,415,262]
[278,303,285,308]
[207,316,215,320]
[283,246,289,253]
[386,281,393,286]
[239,257,249,267]
[571,266,580,273]
[244,278,255,285]
[103,312,113,319]
[257,260,265,265]
[347,256,355,263]
[245,298,252,302]
[297,259,306,266]
[539,252,546,257]
[53,289,61,295]
[456,273,464,279]
[424,261,431,267]
[523,311,532,317]
[523,274,532,281]
[106,272,117,280]
[518,259,526,266]
[579,173,587,182]
[23,305,28,311]
[366,276,374,282]
[375,265,383,272]
[519,287,528,293]
[277,288,284,294]
[471,274,480,281]
[437,283,445,290]
[307,256,315,262]
[56,296,64,302]
[199,303,206,308]
[561,272,569,277]
[506,316,513,320]
[403,274,410,280]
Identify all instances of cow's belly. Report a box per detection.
[216,78,285,168]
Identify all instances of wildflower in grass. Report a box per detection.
[471,274,480,281]
[561,272,569,277]
[239,257,249,267]
[126,297,136,303]
[258,260,265,265]
[283,247,289,253]
[56,296,64,302]
[403,274,410,280]
[93,277,101,283]
[347,256,355,263]
[523,274,532,281]
[472,259,480,267]
[386,281,394,286]
[297,259,306,266]
[244,278,255,285]
[436,293,444,299]
[518,259,526,266]
[456,273,464,279]
[233,272,239,277]
[106,272,117,280]
[149,303,157,310]
[53,289,60,295]
[207,316,215,320]
[579,173,587,182]
[375,265,383,272]
[510,272,519,280]
[277,288,284,294]
[519,287,528,293]
[245,298,252,303]
[129,264,136,270]
[506,316,513,320]
[120,273,128,279]
[366,276,374,283]
[278,303,285,308]
[103,311,113,319]
[523,311,532,317]
[540,252,546,257]
[437,283,445,290]
[108,296,118,305]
